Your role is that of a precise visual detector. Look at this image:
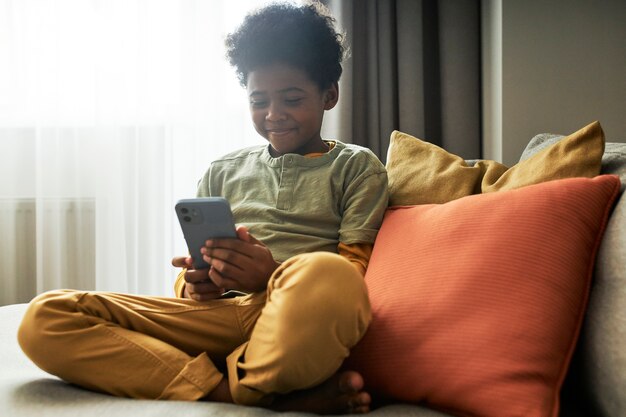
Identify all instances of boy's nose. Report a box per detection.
[266,104,287,122]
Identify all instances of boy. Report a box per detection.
[18,2,388,414]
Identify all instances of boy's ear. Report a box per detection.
[323,82,339,110]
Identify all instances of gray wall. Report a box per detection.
[482,0,626,166]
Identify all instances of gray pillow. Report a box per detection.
[523,134,626,417]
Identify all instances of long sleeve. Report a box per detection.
[337,242,373,277]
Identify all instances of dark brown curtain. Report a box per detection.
[327,0,482,163]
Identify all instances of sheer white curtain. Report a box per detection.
[0,0,278,305]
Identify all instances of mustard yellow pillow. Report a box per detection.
[386,121,605,206]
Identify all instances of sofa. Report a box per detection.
[1,123,624,417]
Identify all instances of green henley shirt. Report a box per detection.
[197,140,389,262]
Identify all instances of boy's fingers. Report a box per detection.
[186,279,224,301]
[208,268,239,291]
[204,235,264,256]
[236,225,250,242]
[204,237,243,250]
[202,248,247,268]
[184,268,211,284]
[171,256,189,268]
[234,225,264,246]
[245,233,264,246]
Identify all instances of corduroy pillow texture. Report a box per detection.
[347,175,621,417]
[386,121,605,206]
[522,137,626,417]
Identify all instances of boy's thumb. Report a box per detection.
[236,225,250,242]
[236,225,263,246]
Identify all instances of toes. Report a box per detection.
[351,405,371,414]
[346,391,371,414]
[269,371,371,415]
[338,370,365,394]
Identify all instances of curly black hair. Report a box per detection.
[225,1,345,90]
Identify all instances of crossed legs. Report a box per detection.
[18,252,371,412]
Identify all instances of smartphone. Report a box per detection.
[175,197,237,270]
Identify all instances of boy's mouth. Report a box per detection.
[266,128,295,137]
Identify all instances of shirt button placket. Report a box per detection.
[276,157,294,210]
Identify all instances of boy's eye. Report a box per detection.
[284,98,303,106]
[250,100,268,108]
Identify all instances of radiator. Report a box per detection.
[0,199,95,306]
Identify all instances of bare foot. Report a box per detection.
[270,370,371,414]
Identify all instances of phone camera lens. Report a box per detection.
[181,208,189,214]
[183,216,191,222]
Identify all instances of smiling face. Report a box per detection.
[247,63,338,157]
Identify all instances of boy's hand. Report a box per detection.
[171,256,225,301]
[201,225,279,293]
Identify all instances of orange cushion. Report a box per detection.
[347,175,620,417]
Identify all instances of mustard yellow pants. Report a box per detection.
[17,252,371,406]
